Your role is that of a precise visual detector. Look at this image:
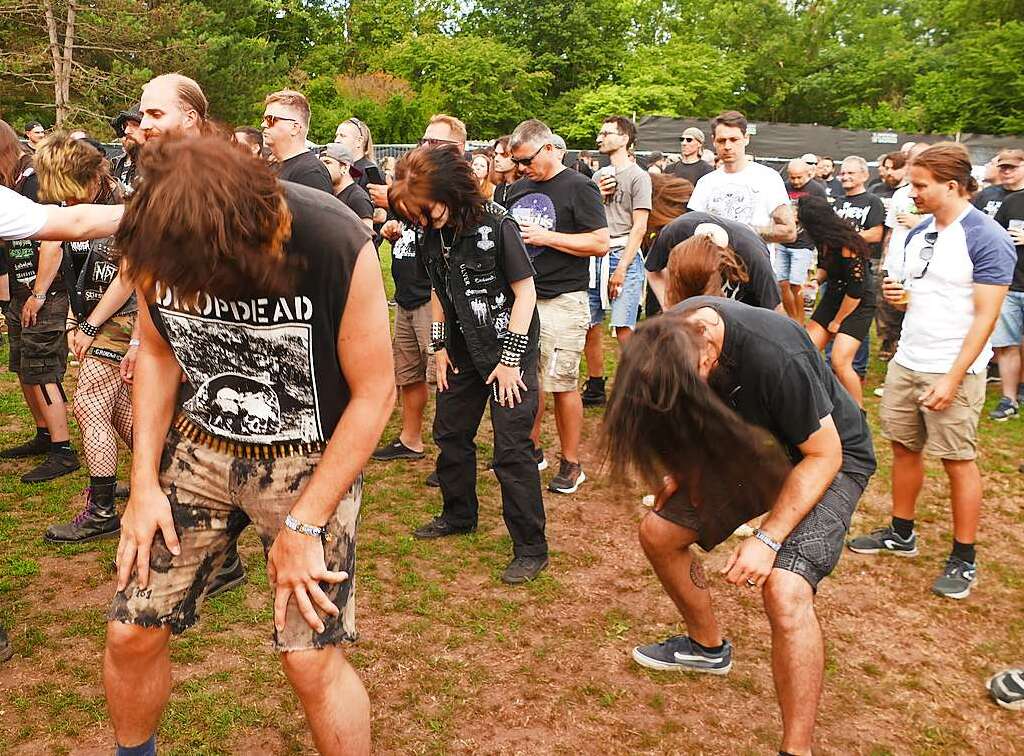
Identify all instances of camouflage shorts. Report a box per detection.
[108,429,361,652]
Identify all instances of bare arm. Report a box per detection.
[289,242,397,525]
[520,223,609,258]
[507,275,536,334]
[859,224,883,244]
[647,268,668,307]
[33,203,123,241]
[81,270,133,328]
[756,203,797,244]
[617,209,649,270]
[33,241,63,293]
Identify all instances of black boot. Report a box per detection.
[21,446,80,483]
[581,376,606,407]
[0,428,50,459]
[45,484,120,543]
[0,627,12,662]
[207,541,247,598]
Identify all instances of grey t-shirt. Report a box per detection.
[594,162,652,239]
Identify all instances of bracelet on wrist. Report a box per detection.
[78,320,100,338]
[129,338,141,348]
[753,528,782,553]
[500,331,530,368]
[284,513,332,543]
[430,321,447,353]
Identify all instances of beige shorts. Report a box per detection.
[879,361,986,460]
[393,301,436,387]
[537,291,590,393]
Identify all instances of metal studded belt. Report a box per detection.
[173,415,326,460]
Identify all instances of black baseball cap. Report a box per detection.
[109,104,142,137]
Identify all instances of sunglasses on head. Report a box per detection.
[262,114,297,127]
[510,143,548,167]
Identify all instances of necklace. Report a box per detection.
[439,228,454,256]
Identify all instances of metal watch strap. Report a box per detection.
[285,513,331,542]
[753,528,782,553]
[32,292,46,302]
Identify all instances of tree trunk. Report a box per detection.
[41,0,75,126]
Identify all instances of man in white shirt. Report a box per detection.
[848,143,1015,601]
[688,110,796,246]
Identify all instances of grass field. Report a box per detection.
[0,245,1021,754]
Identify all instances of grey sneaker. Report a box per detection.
[989,396,1019,421]
[987,669,1024,710]
[932,556,976,600]
[501,555,549,584]
[632,635,733,675]
[847,525,919,557]
[548,458,585,494]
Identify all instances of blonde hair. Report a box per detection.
[266,89,311,129]
[429,114,467,145]
[34,131,109,203]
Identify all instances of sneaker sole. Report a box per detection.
[501,562,549,585]
[206,573,248,599]
[371,451,425,461]
[990,415,1016,422]
[985,673,1024,710]
[631,647,732,675]
[412,528,476,540]
[932,581,974,600]
[44,528,121,545]
[846,544,919,557]
[548,471,586,495]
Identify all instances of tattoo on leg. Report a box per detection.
[689,559,708,590]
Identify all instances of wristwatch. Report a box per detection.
[753,528,783,553]
[32,291,46,302]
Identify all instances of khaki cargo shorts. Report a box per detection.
[879,361,986,461]
[108,429,361,652]
[393,300,436,387]
[537,291,590,393]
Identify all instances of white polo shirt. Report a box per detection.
[0,184,48,240]
[894,205,1015,375]
[688,161,790,231]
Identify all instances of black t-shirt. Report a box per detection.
[573,159,594,178]
[822,176,844,202]
[506,168,607,299]
[149,183,372,444]
[974,185,1008,218]
[833,191,885,259]
[785,178,828,249]
[665,159,714,187]
[994,189,1024,292]
[5,174,67,298]
[675,297,876,478]
[390,222,433,310]
[276,151,334,194]
[645,212,781,310]
[493,182,514,209]
[870,182,898,200]
[336,182,374,221]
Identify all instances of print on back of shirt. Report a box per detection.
[155,284,323,444]
[509,193,557,258]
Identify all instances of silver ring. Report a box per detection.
[746,578,757,587]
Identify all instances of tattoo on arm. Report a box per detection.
[690,559,708,590]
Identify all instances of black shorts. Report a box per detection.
[656,471,868,590]
[5,290,70,385]
[811,287,876,342]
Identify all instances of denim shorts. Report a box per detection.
[992,290,1024,348]
[588,247,645,329]
[773,246,815,285]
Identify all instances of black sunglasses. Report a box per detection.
[510,143,548,167]
[680,137,698,143]
[912,231,938,280]
[262,114,298,127]
[418,136,460,148]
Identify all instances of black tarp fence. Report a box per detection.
[636,116,1024,165]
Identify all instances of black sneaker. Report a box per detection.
[847,525,919,557]
[548,458,586,494]
[501,555,549,584]
[412,516,475,539]
[987,669,1024,710]
[0,433,50,459]
[371,438,425,461]
[21,449,81,484]
[206,555,247,598]
[425,470,440,487]
[0,627,12,663]
[989,396,1019,421]
[632,635,733,675]
[931,556,976,600]
[45,486,120,544]
[581,376,606,407]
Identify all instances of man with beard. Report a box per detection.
[109,105,143,194]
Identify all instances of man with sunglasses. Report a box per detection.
[506,119,609,494]
[848,143,1015,600]
[262,89,333,195]
[665,127,713,187]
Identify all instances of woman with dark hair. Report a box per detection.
[798,194,876,406]
[32,132,135,545]
[491,135,518,208]
[606,298,874,756]
[663,226,750,306]
[389,145,549,585]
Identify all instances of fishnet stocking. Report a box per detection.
[73,358,133,477]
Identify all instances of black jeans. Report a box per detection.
[433,350,547,558]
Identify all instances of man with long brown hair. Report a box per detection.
[102,136,392,756]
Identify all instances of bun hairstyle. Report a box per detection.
[664,224,749,306]
[910,142,979,195]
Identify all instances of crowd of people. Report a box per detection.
[1,74,1023,755]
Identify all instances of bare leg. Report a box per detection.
[829,334,864,407]
[31,383,70,442]
[995,345,1022,400]
[551,389,583,464]
[943,458,982,544]
[763,569,822,756]
[18,379,46,428]
[891,442,924,520]
[282,646,371,756]
[397,381,427,452]
[788,284,806,325]
[103,622,172,747]
[584,325,603,379]
[638,513,722,647]
[805,320,830,350]
[614,326,632,349]
[779,282,797,321]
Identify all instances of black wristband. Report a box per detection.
[500,331,529,368]
[430,321,447,353]
[78,320,100,338]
